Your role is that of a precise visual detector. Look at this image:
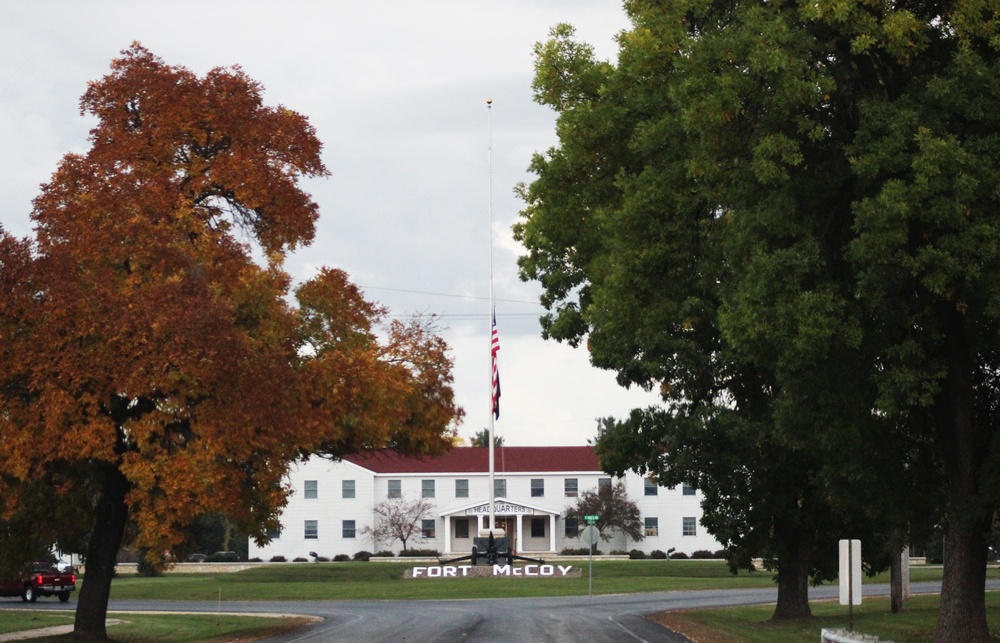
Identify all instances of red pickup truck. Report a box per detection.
[0,562,76,602]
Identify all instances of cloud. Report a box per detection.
[0,0,649,446]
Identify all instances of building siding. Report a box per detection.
[249,448,723,561]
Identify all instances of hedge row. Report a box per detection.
[253,549,441,563]
[626,549,728,560]
[249,548,728,563]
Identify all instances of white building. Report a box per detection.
[249,446,722,560]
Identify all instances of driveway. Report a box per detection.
[3,581,995,642]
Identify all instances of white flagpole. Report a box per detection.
[487,97,496,535]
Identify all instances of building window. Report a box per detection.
[388,479,401,498]
[644,517,658,537]
[644,478,658,496]
[267,528,281,540]
[531,518,546,538]
[421,519,436,539]
[455,518,470,539]
[494,478,506,497]
[342,479,356,499]
[598,477,612,491]
[455,479,469,498]
[304,480,318,499]
[304,520,318,539]
[564,517,579,538]
[531,478,544,497]
[683,517,697,536]
[682,483,696,496]
[343,520,356,539]
[564,478,578,497]
[422,479,435,498]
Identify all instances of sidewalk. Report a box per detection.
[0,620,122,641]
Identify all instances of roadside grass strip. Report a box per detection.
[0,611,75,635]
[0,612,315,643]
[650,592,1000,643]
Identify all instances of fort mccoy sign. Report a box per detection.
[405,564,581,579]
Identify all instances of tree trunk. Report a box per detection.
[889,549,903,613]
[934,311,991,642]
[771,517,813,620]
[937,513,990,642]
[74,467,130,639]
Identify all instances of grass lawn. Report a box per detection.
[652,592,1000,643]
[0,610,76,634]
[0,610,313,642]
[0,561,975,641]
[107,559,775,601]
[103,559,946,602]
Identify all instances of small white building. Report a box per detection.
[248,446,722,560]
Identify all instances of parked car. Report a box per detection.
[186,553,207,563]
[209,551,239,562]
[0,562,76,603]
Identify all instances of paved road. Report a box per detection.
[106,589,781,642]
[4,581,997,642]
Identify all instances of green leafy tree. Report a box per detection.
[564,481,643,543]
[515,3,964,626]
[517,20,875,620]
[183,513,248,560]
[587,416,615,446]
[470,428,504,447]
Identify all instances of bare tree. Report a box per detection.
[363,496,435,551]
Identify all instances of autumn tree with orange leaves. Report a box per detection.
[0,44,461,638]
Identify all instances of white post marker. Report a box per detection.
[839,539,862,605]
[839,539,861,632]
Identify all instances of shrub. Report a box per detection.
[649,549,667,559]
[628,549,646,560]
[248,557,262,563]
[136,558,162,577]
[609,550,627,556]
[714,550,728,559]
[293,557,309,562]
[353,551,372,562]
[374,550,396,558]
[560,547,601,555]
[691,550,715,559]
[315,556,330,562]
[399,548,440,557]
[333,554,350,562]
[670,551,689,560]
[269,555,287,563]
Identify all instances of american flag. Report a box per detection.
[491,309,501,420]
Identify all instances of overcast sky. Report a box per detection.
[0,1,662,446]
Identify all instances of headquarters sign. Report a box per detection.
[465,501,534,515]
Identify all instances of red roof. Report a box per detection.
[343,446,600,474]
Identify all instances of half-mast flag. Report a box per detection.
[491,309,501,420]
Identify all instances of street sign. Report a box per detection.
[581,525,601,597]
[583,515,599,524]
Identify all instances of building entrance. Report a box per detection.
[490,516,516,552]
